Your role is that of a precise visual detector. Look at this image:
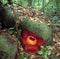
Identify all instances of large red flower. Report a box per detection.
[21,29,44,54]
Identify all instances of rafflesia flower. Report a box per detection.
[21,29,44,54]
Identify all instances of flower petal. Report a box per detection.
[37,37,44,46]
[25,45,38,54]
[22,30,28,39]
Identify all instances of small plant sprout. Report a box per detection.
[38,46,52,59]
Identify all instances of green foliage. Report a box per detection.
[0,0,7,4]
[51,16,59,23]
[0,35,17,59]
[19,29,22,34]
[18,55,28,59]
[38,46,52,59]
[12,0,28,7]
[44,0,57,14]
[32,0,42,9]
[0,0,59,15]
[18,53,29,59]
[0,36,9,51]
[50,15,60,31]
[4,6,14,19]
[21,0,28,7]
[12,0,20,4]
[51,23,60,31]
[8,28,15,34]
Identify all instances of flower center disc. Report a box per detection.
[26,36,37,45]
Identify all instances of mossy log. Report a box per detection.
[0,4,15,29]
[20,18,53,45]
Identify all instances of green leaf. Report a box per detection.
[12,0,20,4]
[24,57,27,59]
[47,46,52,50]
[47,51,51,56]
[19,55,24,59]
[43,52,48,59]
[58,20,60,22]
[43,54,47,59]
[19,29,22,34]
[41,46,44,49]
[8,28,15,34]
[38,51,43,54]
[1,0,7,4]
[21,0,28,7]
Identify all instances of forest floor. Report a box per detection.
[0,5,60,59]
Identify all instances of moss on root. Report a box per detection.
[20,18,53,45]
